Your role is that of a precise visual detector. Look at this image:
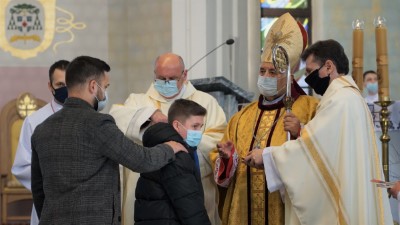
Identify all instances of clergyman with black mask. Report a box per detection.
[245,39,393,225]
[12,59,69,225]
[30,55,188,225]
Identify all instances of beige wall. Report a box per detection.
[312,0,400,100]
[107,0,172,109]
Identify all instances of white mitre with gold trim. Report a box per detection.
[261,12,308,70]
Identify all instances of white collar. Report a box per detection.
[50,98,63,113]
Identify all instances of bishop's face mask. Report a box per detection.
[52,86,68,104]
[305,66,331,96]
[257,76,286,97]
[94,82,108,111]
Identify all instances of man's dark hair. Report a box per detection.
[49,60,69,84]
[66,56,110,88]
[168,99,207,124]
[363,70,377,80]
[301,39,349,75]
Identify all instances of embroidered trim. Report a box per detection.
[302,129,348,225]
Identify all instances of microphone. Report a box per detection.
[187,38,235,71]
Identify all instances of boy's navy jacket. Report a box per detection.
[134,122,211,225]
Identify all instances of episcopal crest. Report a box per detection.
[8,3,43,43]
[0,0,54,59]
[0,0,85,59]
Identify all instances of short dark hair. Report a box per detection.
[301,39,349,75]
[363,70,377,80]
[49,60,69,84]
[66,56,110,89]
[168,99,207,124]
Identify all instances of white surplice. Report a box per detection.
[262,76,393,225]
[109,81,226,225]
[12,99,62,225]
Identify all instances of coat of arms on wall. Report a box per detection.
[0,0,86,59]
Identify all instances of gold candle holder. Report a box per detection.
[374,16,391,182]
[375,97,393,182]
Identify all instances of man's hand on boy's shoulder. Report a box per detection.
[165,141,188,154]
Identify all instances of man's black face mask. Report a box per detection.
[305,66,330,96]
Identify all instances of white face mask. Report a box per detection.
[257,76,286,97]
[94,82,108,111]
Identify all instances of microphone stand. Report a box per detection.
[187,39,235,72]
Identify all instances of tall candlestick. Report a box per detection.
[374,16,390,101]
[352,19,364,91]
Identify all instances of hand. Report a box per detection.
[243,148,264,169]
[165,141,188,154]
[389,181,400,199]
[150,110,168,125]
[216,141,234,159]
[283,112,301,137]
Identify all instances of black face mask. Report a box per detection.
[52,86,68,104]
[305,67,330,96]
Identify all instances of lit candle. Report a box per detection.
[352,19,364,91]
[374,16,390,101]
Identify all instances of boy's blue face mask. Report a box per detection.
[185,130,203,147]
[178,121,203,147]
[154,79,179,97]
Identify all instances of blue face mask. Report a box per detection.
[366,82,378,94]
[185,130,203,147]
[178,121,203,147]
[154,79,180,97]
[94,82,108,111]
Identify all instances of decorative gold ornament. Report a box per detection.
[16,92,38,119]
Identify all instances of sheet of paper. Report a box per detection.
[371,179,398,188]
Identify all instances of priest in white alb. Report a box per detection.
[245,39,393,225]
[109,53,226,225]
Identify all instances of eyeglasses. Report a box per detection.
[154,71,184,84]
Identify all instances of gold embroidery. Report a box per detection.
[302,129,348,225]
[250,110,278,224]
[204,128,225,134]
[264,19,295,64]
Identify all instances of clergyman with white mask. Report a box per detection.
[209,12,320,225]
[109,53,227,225]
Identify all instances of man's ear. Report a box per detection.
[172,120,179,130]
[88,80,97,94]
[182,69,188,81]
[48,81,54,94]
[325,60,336,73]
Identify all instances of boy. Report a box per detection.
[134,99,211,225]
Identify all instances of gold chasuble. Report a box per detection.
[211,82,318,225]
